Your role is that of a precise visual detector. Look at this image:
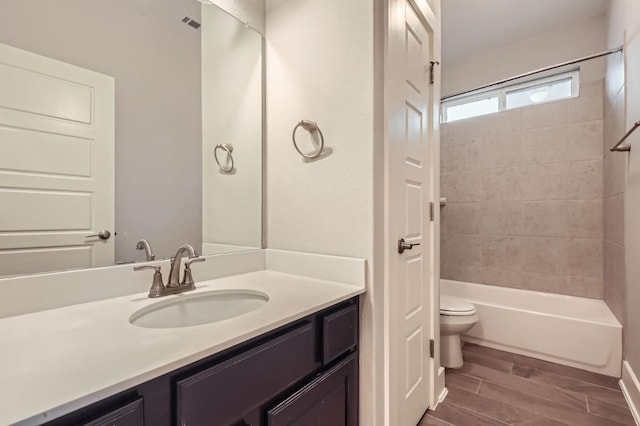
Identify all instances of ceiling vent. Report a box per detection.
[181,16,201,30]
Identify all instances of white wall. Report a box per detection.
[201,6,263,252]
[606,0,640,387]
[265,0,378,423]
[211,0,265,34]
[265,0,374,259]
[0,0,203,262]
[442,15,607,98]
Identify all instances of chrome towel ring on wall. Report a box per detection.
[292,120,324,159]
[214,143,234,173]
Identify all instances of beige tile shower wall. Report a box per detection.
[603,38,627,326]
[441,81,605,298]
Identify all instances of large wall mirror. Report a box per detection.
[0,0,263,277]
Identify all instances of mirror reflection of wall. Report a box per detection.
[0,0,263,277]
[201,6,263,255]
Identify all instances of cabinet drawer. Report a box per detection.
[83,399,144,426]
[322,304,358,364]
[176,321,318,426]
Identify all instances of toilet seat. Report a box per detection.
[440,295,476,316]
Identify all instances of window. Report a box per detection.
[441,70,579,123]
[446,96,499,122]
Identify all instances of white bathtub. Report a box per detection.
[441,279,623,377]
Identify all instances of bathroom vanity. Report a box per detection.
[0,250,365,426]
[45,298,359,426]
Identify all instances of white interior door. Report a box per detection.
[386,0,436,424]
[0,42,114,276]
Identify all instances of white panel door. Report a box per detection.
[386,0,436,424]
[0,42,114,276]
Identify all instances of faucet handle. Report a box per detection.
[134,264,161,273]
[185,257,206,267]
[134,265,165,298]
[182,257,206,287]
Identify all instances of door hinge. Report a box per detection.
[429,339,435,358]
[429,61,440,84]
[429,202,435,221]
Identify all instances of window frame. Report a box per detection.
[441,70,580,123]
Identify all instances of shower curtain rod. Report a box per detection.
[441,45,624,101]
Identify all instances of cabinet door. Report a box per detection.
[267,353,358,426]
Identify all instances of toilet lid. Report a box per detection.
[440,295,476,316]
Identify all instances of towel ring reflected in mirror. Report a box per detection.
[292,120,324,159]
[214,143,234,173]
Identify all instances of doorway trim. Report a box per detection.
[380,0,442,423]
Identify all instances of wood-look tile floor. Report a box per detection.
[419,343,636,426]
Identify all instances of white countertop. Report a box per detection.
[0,269,364,426]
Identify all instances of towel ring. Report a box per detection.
[292,120,324,159]
[214,144,234,173]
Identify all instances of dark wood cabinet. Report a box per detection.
[176,321,319,426]
[321,304,358,364]
[44,298,359,426]
[83,399,144,426]
[267,353,358,426]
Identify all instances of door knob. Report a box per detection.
[398,238,420,254]
[86,230,111,240]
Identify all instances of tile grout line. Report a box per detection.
[445,400,512,426]
[470,378,619,425]
[425,414,456,426]
[460,360,624,413]
[586,400,638,426]
[455,347,634,423]
[511,364,626,395]
[464,346,621,390]
[582,393,631,411]
[448,386,567,426]
[475,367,632,416]
[463,367,591,413]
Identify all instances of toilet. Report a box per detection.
[440,295,479,368]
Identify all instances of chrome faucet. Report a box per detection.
[136,239,156,261]
[134,243,205,298]
[168,244,197,287]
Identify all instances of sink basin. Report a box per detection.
[129,290,269,328]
